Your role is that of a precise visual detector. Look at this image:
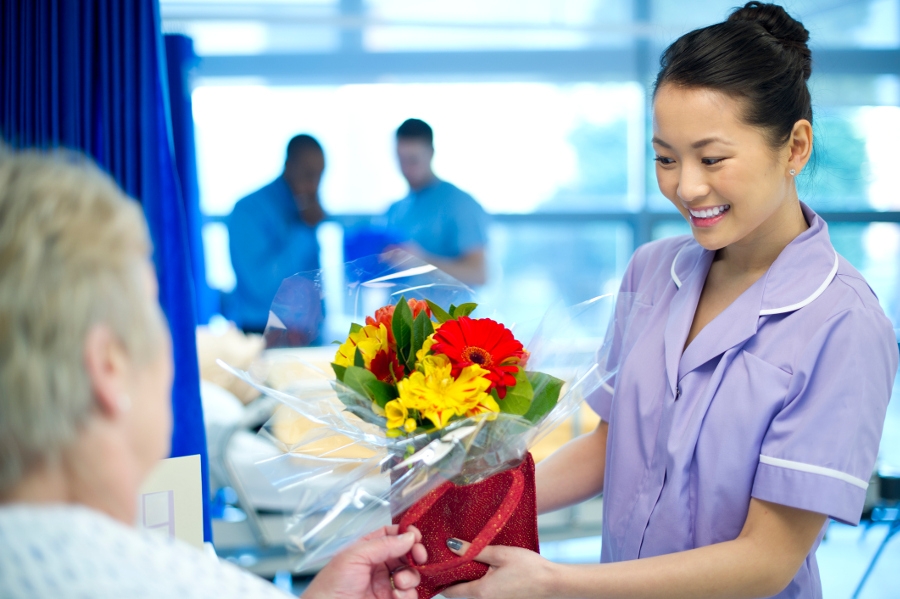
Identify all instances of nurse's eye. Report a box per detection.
[701,157,726,166]
[654,155,676,166]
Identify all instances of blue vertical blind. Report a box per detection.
[1,0,212,542]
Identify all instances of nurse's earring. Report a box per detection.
[789,168,797,176]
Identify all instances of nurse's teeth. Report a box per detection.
[689,205,730,218]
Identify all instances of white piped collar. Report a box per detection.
[758,249,838,315]
[669,203,840,317]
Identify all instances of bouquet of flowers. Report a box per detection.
[331,296,563,439]
[221,252,625,598]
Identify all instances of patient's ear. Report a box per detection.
[83,324,130,419]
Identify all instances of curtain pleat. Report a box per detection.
[164,34,214,324]
[0,0,212,543]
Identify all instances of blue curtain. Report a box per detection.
[1,0,212,542]
[164,34,217,325]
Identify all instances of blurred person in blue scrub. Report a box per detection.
[386,119,489,286]
[227,134,326,335]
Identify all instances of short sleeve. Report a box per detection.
[751,307,898,524]
[586,311,625,422]
[452,193,489,254]
[586,250,645,421]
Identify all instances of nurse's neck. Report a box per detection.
[714,198,809,276]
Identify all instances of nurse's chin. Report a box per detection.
[688,229,731,252]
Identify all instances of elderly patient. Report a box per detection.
[0,150,425,599]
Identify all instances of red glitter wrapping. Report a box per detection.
[394,452,539,599]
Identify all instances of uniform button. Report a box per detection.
[675,386,682,400]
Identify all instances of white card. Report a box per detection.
[137,454,204,549]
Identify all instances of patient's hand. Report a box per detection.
[303,525,427,599]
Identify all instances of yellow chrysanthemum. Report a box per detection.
[397,354,493,430]
[334,323,389,368]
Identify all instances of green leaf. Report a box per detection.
[335,387,361,409]
[449,304,458,316]
[410,310,435,369]
[331,363,347,382]
[343,404,388,428]
[522,371,565,423]
[341,365,398,409]
[425,300,452,324]
[368,380,399,408]
[349,322,363,335]
[353,347,365,368]
[392,296,414,365]
[450,302,478,319]
[343,365,377,399]
[497,368,534,416]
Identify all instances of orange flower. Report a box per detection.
[366,305,396,334]
[365,299,432,344]
[430,317,526,399]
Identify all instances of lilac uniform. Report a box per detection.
[589,203,898,598]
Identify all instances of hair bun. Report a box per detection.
[728,1,812,79]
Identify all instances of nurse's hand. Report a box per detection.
[303,525,427,599]
[441,538,559,599]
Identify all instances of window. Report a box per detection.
[192,81,645,295]
[175,0,900,333]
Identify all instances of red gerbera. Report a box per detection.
[430,316,526,399]
[366,299,432,345]
[369,349,405,383]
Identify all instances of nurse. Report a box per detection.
[443,3,898,599]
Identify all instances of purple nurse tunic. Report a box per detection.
[589,203,898,598]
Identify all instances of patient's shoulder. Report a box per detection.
[0,504,289,599]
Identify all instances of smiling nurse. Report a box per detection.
[441,3,899,599]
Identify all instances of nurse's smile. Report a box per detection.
[687,203,731,228]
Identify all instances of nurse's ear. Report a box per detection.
[786,118,812,177]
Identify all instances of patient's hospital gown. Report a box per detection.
[0,504,291,598]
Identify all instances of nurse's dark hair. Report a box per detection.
[654,2,812,149]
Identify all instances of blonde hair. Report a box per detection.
[0,148,166,495]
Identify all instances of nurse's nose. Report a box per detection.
[676,164,711,203]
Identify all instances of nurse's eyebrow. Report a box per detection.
[651,136,734,149]
[691,137,733,149]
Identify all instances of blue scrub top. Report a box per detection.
[385,179,489,258]
[227,176,320,331]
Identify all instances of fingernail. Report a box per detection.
[446,538,463,551]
